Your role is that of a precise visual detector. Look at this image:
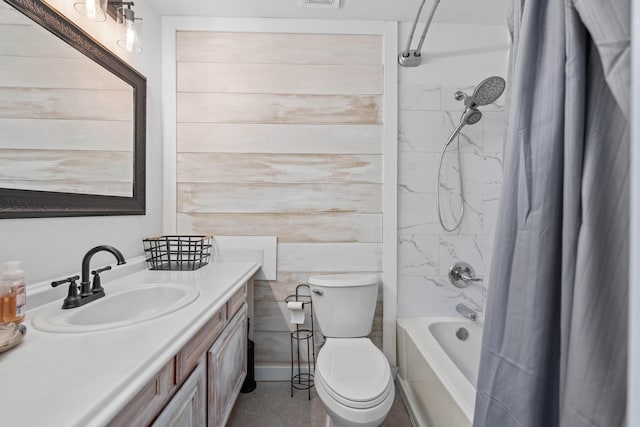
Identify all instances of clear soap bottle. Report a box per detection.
[1,261,26,324]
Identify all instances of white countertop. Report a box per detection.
[0,261,259,427]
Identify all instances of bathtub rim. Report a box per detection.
[397,316,482,424]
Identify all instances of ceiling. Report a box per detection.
[146,0,509,26]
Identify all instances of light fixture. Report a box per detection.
[116,3,142,53]
[74,0,107,22]
[106,1,142,54]
[74,1,143,54]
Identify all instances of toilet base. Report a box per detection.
[326,413,349,427]
[316,374,394,427]
[323,411,388,427]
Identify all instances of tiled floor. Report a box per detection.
[227,381,413,427]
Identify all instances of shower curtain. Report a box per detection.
[473,0,630,426]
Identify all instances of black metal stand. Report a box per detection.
[286,284,315,400]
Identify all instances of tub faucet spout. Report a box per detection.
[456,303,477,321]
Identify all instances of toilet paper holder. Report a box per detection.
[285,284,316,400]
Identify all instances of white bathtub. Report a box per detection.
[396,317,483,427]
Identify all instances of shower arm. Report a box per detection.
[399,0,441,67]
[401,0,427,56]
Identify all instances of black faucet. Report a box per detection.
[51,245,126,309]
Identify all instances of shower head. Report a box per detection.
[443,107,483,150]
[462,107,482,125]
[471,76,506,106]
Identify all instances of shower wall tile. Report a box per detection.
[435,193,484,235]
[398,192,442,235]
[459,195,484,234]
[398,152,440,193]
[399,111,447,152]
[399,85,441,111]
[482,195,501,236]
[461,153,487,195]
[483,152,504,194]
[483,111,508,154]
[397,275,484,317]
[396,21,508,319]
[439,235,489,276]
[446,120,484,155]
[398,234,440,277]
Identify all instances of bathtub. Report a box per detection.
[396,317,483,427]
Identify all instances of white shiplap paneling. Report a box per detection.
[177,62,383,95]
[176,92,381,124]
[177,213,382,243]
[177,153,382,184]
[176,31,382,65]
[177,183,382,214]
[175,30,385,365]
[277,243,382,272]
[177,123,383,154]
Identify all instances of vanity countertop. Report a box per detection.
[0,261,260,427]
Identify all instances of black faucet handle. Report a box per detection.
[51,276,81,309]
[51,275,80,288]
[90,265,111,294]
[92,265,112,275]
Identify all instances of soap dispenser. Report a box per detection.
[1,261,26,324]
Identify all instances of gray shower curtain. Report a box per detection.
[473,0,630,426]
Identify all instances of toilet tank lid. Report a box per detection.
[308,273,378,287]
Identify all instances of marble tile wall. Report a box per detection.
[397,23,510,318]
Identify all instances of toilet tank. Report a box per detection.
[308,273,378,338]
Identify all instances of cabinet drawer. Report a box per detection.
[227,283,247,319]
[108,359,176,427]
[176,306,226,383]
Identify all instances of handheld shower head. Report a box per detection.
[471,76,506,106]
[437,76,504,233]
[462,108,482,125]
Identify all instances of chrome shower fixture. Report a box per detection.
[398,0,441,67]
[461,107,483,126]
[455,76,506,108]
[435,76,506,232]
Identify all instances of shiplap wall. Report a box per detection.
[175,31,384,365]
[0,6,133,196]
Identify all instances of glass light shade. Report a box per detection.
[74,0,107,22]
[116,7,142,54]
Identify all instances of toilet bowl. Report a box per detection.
[308,273,394,427]
[315,338,394,427]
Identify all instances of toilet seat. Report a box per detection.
[316,338,393,410]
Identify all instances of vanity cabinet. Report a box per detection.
[108,283,248,427]
[209,305,247,427]
[152,357,207,427]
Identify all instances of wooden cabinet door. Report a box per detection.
[208,304,247,427]
[152,356,207,427]
[108,360,177,427]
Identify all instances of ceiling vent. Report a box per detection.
[299,0,342,9]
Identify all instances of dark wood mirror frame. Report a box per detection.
[0,0,146,218]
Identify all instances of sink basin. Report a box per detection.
[32,283,200,333]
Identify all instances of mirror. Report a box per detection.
[0,0,146,218]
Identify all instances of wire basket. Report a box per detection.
[142,235,212,271]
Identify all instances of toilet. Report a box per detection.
[308,273,394,427]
